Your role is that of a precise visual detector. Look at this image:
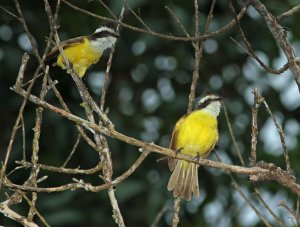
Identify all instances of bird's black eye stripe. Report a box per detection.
[198,99,210,109]
[197,97,221,109]
[90,31,118,40]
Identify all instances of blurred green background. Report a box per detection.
[1,0,300,226]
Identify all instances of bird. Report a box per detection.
[167,93,222,201]
[47,25,119,77]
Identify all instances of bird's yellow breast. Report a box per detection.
[57,38,102,77]
[174,110,219,157]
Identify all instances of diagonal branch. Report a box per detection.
[248,0,300,92]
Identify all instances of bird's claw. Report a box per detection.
[193,152,201,162]
[174,147,183,158]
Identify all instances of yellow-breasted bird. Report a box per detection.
[47,25,119,77]
[167,93,222,201]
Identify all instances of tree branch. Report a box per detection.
[248,0,300,92]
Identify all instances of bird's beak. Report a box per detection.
[215,97,223,101]
[113,33,120,38]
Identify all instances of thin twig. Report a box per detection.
[277,4,300,21]
[96,0,118,20]
[18,190,50,227]
[126,5,152,32]
[297,196,300,220]
[250,88,263,165]
[150,203,168,227]
[165,6,196,49]
[278,200,300,223]
[62,134,81,168]
[253,187,285,226]
[222,102,245,166]
[262,97,291,172]
[172,197,181,227]
[21,115,26,161]
[205,0,217,32]
[0,5,21,21]
[230,37,289,74]
[14,0,41,59]
[16,160,103,175]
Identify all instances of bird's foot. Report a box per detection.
[174,147,183,158]
[193,152,201,162]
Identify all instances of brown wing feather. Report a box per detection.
[46,36,86,59]
[168,114,187,171]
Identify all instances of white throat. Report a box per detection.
[202,101,221,117]
[90,36,117,52]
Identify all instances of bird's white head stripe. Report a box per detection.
[197,93,222,117]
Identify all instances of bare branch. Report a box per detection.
[150,203,168,227]
[126,5,152,32]
[278,200,300,223]
[165,6,192,40]
[0,202,39,227]
[277,4,300,21]
[18,190,51,227]
[16,160,103,175]
[250,88,263,165]
[222,102,245,166]
[96,0,118,20]
[248,0,300,92]
[261,98,291,172]
[172,197,181,227]
[21,116,26,161]
[253,187,286,226]
[0,5,21,21]
[61,134,81,168]
[250,162,298,195]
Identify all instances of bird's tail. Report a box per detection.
[167,160,199,201]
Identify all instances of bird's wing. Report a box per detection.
[168,114,187,171]
[46,36,85,59]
